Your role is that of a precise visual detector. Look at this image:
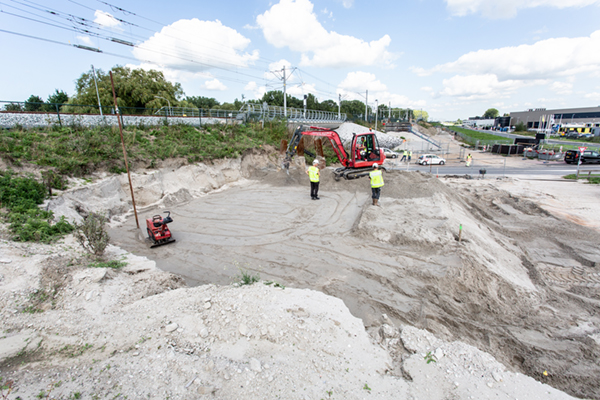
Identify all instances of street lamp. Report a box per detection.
[154,95,171,116]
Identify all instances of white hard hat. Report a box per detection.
[373,163,378,168]
[313,159,319,165]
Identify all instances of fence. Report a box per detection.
[0,101,347,129]
[447,126,512,147]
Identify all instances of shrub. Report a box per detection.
[74,213,110,257]
[0,170,73,243]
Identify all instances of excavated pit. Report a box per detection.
[93,155,600,400]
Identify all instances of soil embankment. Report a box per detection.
[1,124,599,399]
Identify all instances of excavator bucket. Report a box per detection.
[315,138,324,157]
[280,139,287,154]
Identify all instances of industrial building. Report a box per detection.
[509,106,600,130]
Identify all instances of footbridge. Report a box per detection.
[238,103,346,130]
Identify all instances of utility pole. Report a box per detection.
[338,94,341,119]
[91,65,102,116]
[271,66,296,119]
[365,90,368,122]
[283,66,287,118]
[375,99,379,130]
[303,94,307,119]
[389,102,391,119]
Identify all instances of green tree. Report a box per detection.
[414,109,429,121]
[47,89,69,106]
[340,100,366,118]
[483,108,499,119]
[186,96,220,109]
[4,103,23,111]
[69,66,184,114]
[24,95,44,111]
[43,89,69,111]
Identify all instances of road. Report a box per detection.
[387,158,600,178]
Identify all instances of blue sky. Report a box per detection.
[1,0,599,121]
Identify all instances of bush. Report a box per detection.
[515,122,526,132]
[74,213,110,257]
[0,170,74,243]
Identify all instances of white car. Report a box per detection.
[418,154,446,165]
[381,148,398,158]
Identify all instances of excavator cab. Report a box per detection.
[351,133,385,167]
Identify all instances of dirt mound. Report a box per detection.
[31,149,600,399]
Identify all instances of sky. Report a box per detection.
[1,0,600,121]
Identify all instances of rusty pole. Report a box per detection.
[109,71,140,229]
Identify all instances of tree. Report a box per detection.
[43,89,69,111]
[70,66,184,114]
[340,100,366,118]
[47,89,69,106]
[186,96,220,109]
[414,109,429,121]
[483,108,499,119]
[24,95,44,111]
[4,103,23,111]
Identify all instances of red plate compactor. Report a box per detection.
[146,211,176,248]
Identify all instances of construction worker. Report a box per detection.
[466,153,472,167]
[369,163,384,206]
[306,159,320,200]
[400,149,407,162]
[408,150,412,162]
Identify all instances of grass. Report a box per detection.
[235,268,260,286]
[88,260,127,269]
[0,170,74,243]
[0,122,290,176]
[447,126,509,142]
[564,173,600,184]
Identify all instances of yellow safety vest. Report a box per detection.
[369,169,384,188]
[308,166,320,182]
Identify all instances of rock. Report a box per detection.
[0,258,12,263]
[165,323,178,333]
[249,358,261,372]
[200,328,209,338]
[239,323,248,336]
[204,302,212,309]
[197,385,216,394]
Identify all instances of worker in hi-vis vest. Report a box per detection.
[369,163,384,206]
[306,159,320,200]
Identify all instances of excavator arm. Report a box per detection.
[284,125,349,168]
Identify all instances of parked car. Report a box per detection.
[381,148,398,158]
[418,154,446,165]
[564,150,600,164]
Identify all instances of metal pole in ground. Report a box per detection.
[110,71,140,230]
[503,157,506,178]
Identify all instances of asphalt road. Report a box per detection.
[388,160,600,178]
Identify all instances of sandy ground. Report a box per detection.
[1,123,599,399]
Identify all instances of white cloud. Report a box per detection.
[132,19,259,74]
[438,74,543,100]
[94,10,122,28]
[128,62,214,85]
[76,36,94,46]
[202,79,227,91]
[415,31,600,81]
[336,71,425,108]
[338,71,387,92]
[550,81,573,95]
[339,0,354,8]
[445,0,600,19]
[256,0,395,68]
[584,92,600,100]
[244,82,267,100]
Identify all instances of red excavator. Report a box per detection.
[283,125,386,180]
